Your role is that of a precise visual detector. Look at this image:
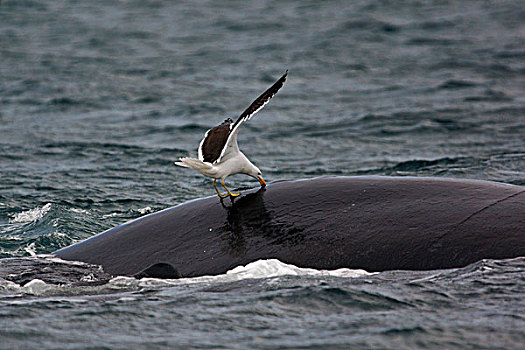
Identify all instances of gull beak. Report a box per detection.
[257,176,266,188]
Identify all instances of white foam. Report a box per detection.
[22,279,55,295]
[137,206,153,215]
[0,259,374,298]
[137,259,374,288]
[226,259,373,279]
[10,203,52,223]
[42,254,100,267]
[24,242,37,256]
[0,278,21,293]
[69,208,89,214]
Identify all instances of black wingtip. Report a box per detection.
[278,70,288,83]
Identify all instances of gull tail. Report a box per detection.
[175,157,212,172]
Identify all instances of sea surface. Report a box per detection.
[1,0,524,349]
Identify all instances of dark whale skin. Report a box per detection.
[54,176,525,278]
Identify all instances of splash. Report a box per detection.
[226,259,373,279]
[137,207,153,215]
[0,257,374,297]
[136,259,375,289]
[10,203,52,224]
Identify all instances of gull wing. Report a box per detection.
[198,119,233,163]
[217,71,288,162]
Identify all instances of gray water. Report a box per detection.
[1,0,525,348]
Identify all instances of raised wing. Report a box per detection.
[215,71,288,163]
[232,70,288,132]
[207,70,288,163]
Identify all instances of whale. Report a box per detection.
[54,176,525,278]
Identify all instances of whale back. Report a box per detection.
[54,176,525,277]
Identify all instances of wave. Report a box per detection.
[438,79,478,90]
[0,257,373,297]
[353,156,473,176]
[1,204,104,259]
[2,257,523,301]
[9,203,52,224]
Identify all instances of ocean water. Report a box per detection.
[1,0,524,348]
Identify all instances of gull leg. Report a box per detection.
[222,181,240,197]
[213,179,228,198]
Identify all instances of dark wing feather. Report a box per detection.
[199,120,232,163]
[214,71,288,163]
[232,70,288,130]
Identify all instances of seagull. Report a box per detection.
[175,70,288,198]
